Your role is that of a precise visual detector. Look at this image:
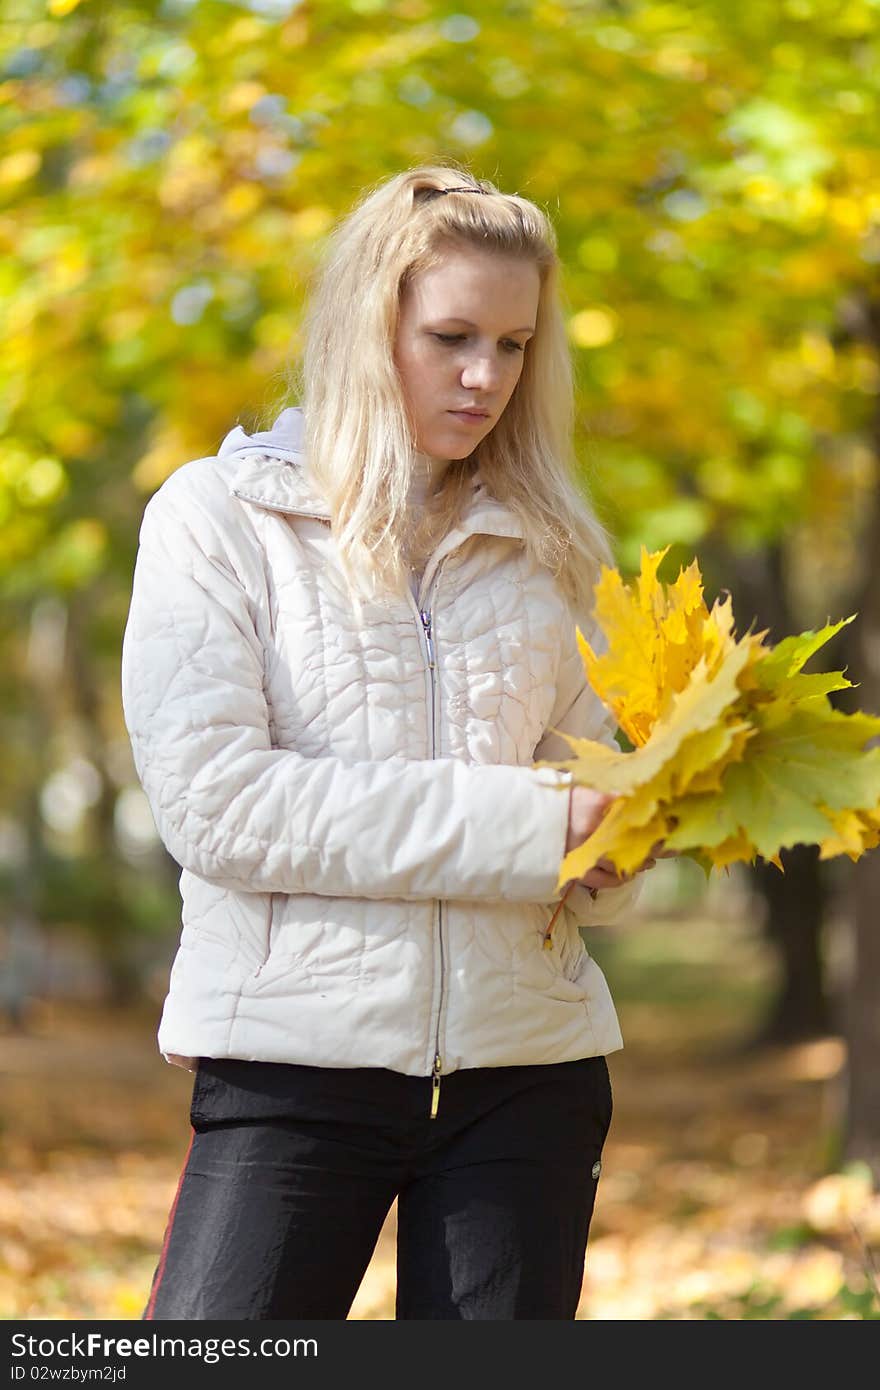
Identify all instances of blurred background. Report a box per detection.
[2,0,879,1319]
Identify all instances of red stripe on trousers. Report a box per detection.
[144,1127,195,1320]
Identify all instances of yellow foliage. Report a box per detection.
[537,549,880,886]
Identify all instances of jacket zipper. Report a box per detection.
[236,479,451,1112]
[416,570,447,1119]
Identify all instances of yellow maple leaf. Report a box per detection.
[577,548,754,749]
[819,804,880,861]
[576,566,666,747]
[682,723,755,795]
[704,829,760,870]
[658,558,709,688]
[544,640,759,884]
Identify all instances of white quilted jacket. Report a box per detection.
[121,408,640,1083]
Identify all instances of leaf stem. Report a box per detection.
[542,881,575,949]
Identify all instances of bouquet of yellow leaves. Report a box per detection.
[538,546,880,894]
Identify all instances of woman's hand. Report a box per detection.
[564,784,614,855]
[563,785,659,893]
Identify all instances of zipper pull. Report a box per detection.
[430,1052,442,1119]
[420,610,435,668]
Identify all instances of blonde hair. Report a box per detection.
[261,159,613,616]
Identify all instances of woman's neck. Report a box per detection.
[413,448,449,490]
[407,449,449,509]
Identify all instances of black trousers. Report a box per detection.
[144,1054,613,1321]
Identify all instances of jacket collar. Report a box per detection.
[224,408,525,545]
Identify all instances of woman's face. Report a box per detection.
[393,244,540,459]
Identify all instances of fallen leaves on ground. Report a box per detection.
[1,921,877,1321]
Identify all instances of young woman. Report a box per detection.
[121,163,657,1321]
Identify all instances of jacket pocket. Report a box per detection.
[514,919,590,1002]
[556,922,590,984]
[248,892,281,980]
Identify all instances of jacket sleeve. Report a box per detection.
[120,476,575,903]
[531,607,644,929]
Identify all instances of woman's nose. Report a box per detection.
[460,353,502,391]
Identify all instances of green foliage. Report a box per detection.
[2,0,879,961]
[4,0,879,582]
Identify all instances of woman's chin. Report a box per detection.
[419,424,489,459]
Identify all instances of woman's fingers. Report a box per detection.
[647,839,678,859]
[583,860,631,890]
[583,854,657,890]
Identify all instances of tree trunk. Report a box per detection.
[841,295,880,1178]
[752,844,833,1045]
[843,852,880,1179]
[717,542,833,1043]
[66,592,140,1004]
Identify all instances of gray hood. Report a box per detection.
[218,406,305,461]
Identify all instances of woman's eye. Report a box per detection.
[432,333,525,353]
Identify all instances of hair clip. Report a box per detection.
[420,185,494,199]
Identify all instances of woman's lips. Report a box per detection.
[448,410,489,425]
